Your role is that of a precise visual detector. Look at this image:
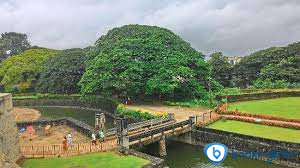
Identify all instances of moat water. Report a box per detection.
[140,140,285,168]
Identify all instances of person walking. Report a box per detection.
[67,133,73,147]
[99,129,105,142]
[91,132,97,145]
[63,136,68,155]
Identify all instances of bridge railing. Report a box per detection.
[128,113,175,131]
[105,113,175,136]
[128,119,192,142]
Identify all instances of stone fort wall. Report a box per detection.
[0,93,20,167]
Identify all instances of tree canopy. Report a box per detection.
[80,24,220,100]
[0,49,60,92]
[208,52,232,87]
[232,42,300,87]
[0,32,31,62]
[36,48,86,94]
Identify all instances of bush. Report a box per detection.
[224,115,300,130]
[252,79,290,89]
[116,104,159,120]
[165,92,218,108]
[218,88,241,95]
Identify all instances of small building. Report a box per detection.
[225,56,242,65]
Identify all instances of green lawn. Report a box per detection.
[228,97,300,119]
[22,152,149,168]
[206,120,300,143]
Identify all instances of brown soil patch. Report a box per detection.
[19,125,90,146]
[13,107,41,122]
[125,104,211,121]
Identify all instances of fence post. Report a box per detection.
[32,146,34,158]
[210,111,212,119]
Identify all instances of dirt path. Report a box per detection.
[13,107,41,122]
[125,104,211,121]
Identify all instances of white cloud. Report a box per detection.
[1,0,300,56]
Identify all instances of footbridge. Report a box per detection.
[114,113,206,156]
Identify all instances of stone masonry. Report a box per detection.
[0,93,21,168]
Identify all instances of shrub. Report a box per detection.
[116,104,160,120]
[217,105,300,123]
[224,115,300,130]
[252,79,292,89]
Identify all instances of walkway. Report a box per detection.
[125,103,211,121]
[21,138,118,158]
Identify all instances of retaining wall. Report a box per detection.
[13,95,118,116]
[120,148,164,168]
[0,93,21,167]
[17,117,116,138]
[193,127,300,167]
[218,91,300,102]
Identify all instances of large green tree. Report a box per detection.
[36,48,86,94]
[80,24,220,100]
[0,49,60,92]
[208,52,232,87]
[0,32,31,62]
[232,42,300,87]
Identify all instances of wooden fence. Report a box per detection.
[21,138,118,158]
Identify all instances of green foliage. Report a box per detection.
[0,32,31,62]
[233,42,300,87]
[252,79,288,89]
[165,98,215,108]
[80,24,220,100]
[208,52,233,87]
[220,88,241,95]
[36,48,86,94]
[116,104,158,120]
[252,79,300,89]
[0,49,61,92]
[260,56,300,83]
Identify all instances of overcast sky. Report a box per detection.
[1,0,300,56]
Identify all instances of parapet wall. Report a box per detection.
[217,91,300,103]
[193,127,300,168]
[0,93,21,167]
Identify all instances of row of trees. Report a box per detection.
[1,25,299,100]
[209,42,300,88]
[0,25,221,101]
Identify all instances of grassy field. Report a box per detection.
[22,152,149,168]
[228,97,300,119]
[207,120,300,143]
